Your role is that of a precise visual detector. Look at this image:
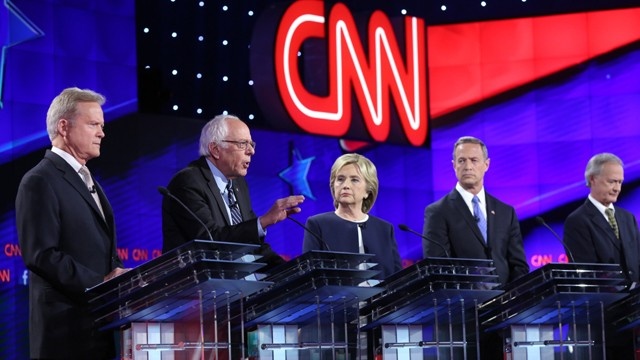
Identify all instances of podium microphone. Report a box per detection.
[158,186,214,243]
[535,216,575,263]
[398,224,450,258]
[287,216,331,251]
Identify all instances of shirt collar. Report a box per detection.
[51,146,83,173]
[205,157,231,194]
[588,194,615,217]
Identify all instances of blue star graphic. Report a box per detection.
[1,0,44,108]
[279,148,316,200]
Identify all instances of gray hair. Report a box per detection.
[452,136,488,160]
[584,153,623,187]
[198,114,240,156]
[46,87,106,141]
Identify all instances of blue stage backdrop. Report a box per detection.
[2,0,640,358]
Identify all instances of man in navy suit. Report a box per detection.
[16,87,128,359]
[161,114,305,270]
[563,153,640,283]
[422,136,529,285]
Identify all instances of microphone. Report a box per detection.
[474,215,479,223]
[358,222,366,229]
[398,224,450,258]
[158,186,214,242]
[89,185,96,194]
[535,216,575,263]
[287,216,331,251]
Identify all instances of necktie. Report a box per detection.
[78,166,104,218]
[472,196,487,242]
[605,208,619,239]
[227,181,243,225]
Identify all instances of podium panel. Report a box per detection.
[88,240,273,359]
[242,250,384,359]
[479,263,629,360]
[361,257,502,360]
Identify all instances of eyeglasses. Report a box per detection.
[221,140,256,150]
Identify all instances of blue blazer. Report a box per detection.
[16,150,122,358]
[563,199,640,283]
[423,189,529,285]
[303,212,402,279]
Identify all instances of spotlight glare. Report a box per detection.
[222,110,229,115]
[248,80,254,85]
[401,9,407,15]
[199,1,204,7]
[248,114,255,120]
[171,32,177,38]
[222,40,228,45]
[481,1,487,7]
[172,105,179,111]
[196,73,202,79]
[441,5,447,11]
[143,28,150,33]
[222,76,229,82]
[248,10,254,16]
[198,36,204,41]
[196,108,203,114]
[222,5,228,11]
[171,69,178,75]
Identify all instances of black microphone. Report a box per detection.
[287,216,331,251]
[358,222,366,229]
[158,186,214,242]
[474,215,479,223]
[89,185,97,194]
[398,224,450,258]
[535,216,575,263]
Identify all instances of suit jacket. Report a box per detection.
[16,150,122,359]
[563,199,640,283]
[303,212,402,279]
[162,156,285,269]
[422,189,529,285]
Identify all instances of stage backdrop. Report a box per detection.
[2,0,640,358]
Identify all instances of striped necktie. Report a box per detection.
[227,181,243,225]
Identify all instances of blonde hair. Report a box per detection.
[329,153,379,213]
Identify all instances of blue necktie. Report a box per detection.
[227,181,243,225]
[472,196,487,242]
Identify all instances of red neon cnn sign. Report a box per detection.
[273,1,428,146]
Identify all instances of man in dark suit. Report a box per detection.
[162,114,305,270]
[563,153,640,283]
[422,136,529,285]
[16,87,128,359]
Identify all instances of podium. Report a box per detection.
[606,284,640,358]
[360,257,502,360]
[87,240,272,360]
[241,250,384,359]
[478,263,629,360]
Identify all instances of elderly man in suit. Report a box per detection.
[16,87,128,359]
[422,136,529,285]
[161,114,305,270]
[563,153,640,283]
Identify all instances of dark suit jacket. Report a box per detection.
[422,189,529,285]
[16,150,122,359]
[162,156,284,269]
[303,212,402,279]
[563,199,640,283]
